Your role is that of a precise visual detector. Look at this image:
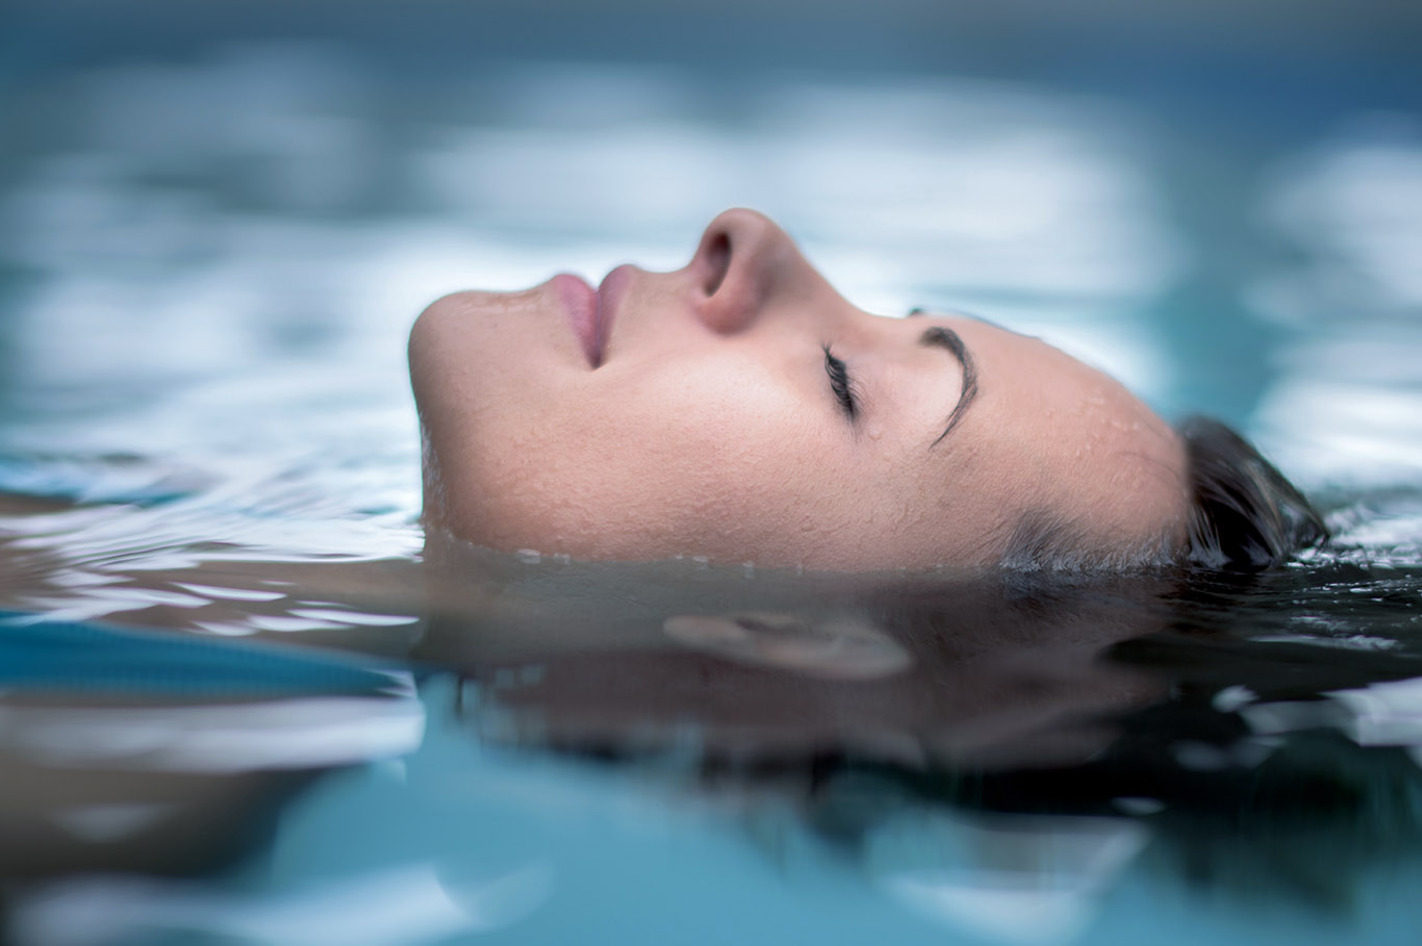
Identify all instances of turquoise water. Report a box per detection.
[3,3,1422,943]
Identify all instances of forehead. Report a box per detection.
[906,316,1187,558]
[946,316,1168,432]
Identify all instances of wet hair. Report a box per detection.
[998,509,1093,571]
[1177,416,1328,571]
[1001,417,1327,573]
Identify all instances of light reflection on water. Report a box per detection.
[1,19,1422,946]
[1253,121,1422,492]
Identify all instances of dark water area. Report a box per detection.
[2,1,1422,943]
[4,548,1422,943]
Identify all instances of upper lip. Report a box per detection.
[592,265,634,367]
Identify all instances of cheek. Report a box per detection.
[441,366,848,562]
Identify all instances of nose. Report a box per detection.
[687,209,805,334]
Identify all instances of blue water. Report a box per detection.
[3,2,1422,943]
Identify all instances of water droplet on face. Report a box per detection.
[515,548,542,564]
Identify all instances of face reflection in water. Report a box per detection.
[409,209,1188,570]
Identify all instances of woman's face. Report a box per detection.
[409,209,1187,570]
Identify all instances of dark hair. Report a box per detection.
[1000,417,1327,573]
[1178,416,1328,570]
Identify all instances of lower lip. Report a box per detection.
[555,265,633,368]
[554,273,601,367]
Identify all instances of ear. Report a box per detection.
[661,611,911,680]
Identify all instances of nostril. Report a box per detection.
[703,232,731,296]
[689,209,783,334]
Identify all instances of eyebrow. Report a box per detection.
[920,326,979,448]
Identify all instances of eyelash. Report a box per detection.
[822,344,859,419]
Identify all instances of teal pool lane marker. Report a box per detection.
[0,611,414,700]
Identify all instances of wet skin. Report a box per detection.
[409,209,1187,570]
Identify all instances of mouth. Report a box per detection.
[554,265,633,369]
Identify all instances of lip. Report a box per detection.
[595,264,634,363]
[554,265,633,368]
[553,273,598,367]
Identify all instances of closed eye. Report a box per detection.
[822,344,858,420]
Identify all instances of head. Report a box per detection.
[409,209,1319,572]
